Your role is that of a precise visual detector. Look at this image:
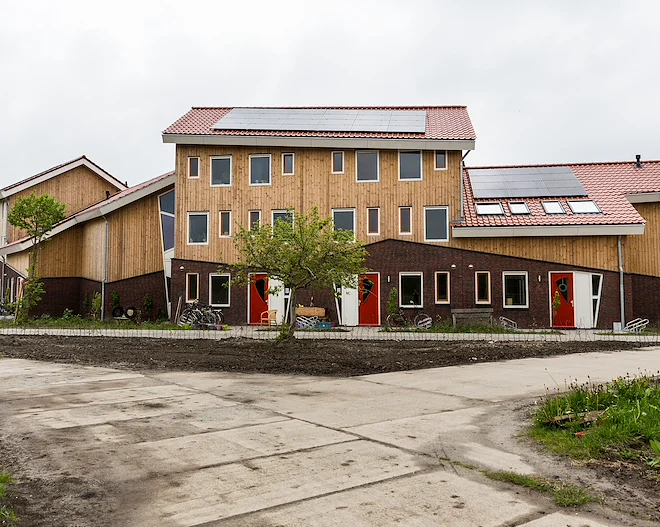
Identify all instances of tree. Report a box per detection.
[230,208,368,340]
[8,193,66,323]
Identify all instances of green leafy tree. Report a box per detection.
[230,207,368,340]
[8,193,66,323]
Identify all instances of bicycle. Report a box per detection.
[178,300,225,326]
[385,307,433,330]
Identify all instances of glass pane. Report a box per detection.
[368,208,379,234]
[437,273,448,302]
[435,151,446,169]
[357,151,378,181]
[333,210,354,232]
[283,154,294,174]
[425,208,448,241]
[360,277,374,303]
[189,157,199,177]
[249,211,261,230]
[251,156,271,184]
[220,212,230,236]
[211,157,231,186]
[401,275,422,306]
[504,275,527,306]
[399,151,421,180]
[256,278,267,302]
[273,211,293,225]
[161,214,175,251]
[188,214,208,243]
[400,208,411,233]
[476,273,489,302]
[211,275,229,305]
[333,152,344,172]
[187,274,198,301]
[568,200,600,214]
[592,274,601,296]
[475,203,504,215]
[159,190,175,214]
[542,201,565,214]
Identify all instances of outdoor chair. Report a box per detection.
[260,309,278,326]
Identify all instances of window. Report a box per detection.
[509,202,530,215]
[400,272,423,308]
[542,201,565,214]
[399,206,412,235]
[187,212,209,245]
[475,271,491,304]
[282,153,295,175]
[249,210,261,230]
[592,274,603,326]
[424,206,449,242]
[475,203,504,215]
[219,211,231,237]
[211,156,232,186]
[209,274,230,307]
[250,154,271,185]
[188,157,200,179]
[399,151,422,180]
[367,207,380,236]
[332,151,344,174]
[435,272,450,304]
[158,190,175,251]
[434,150,447,171]
[272,210,294,225]
[356,151,379,182]
[333,208,355,234]
[568,200,601,214]
[503,271,529,308]
[186,273,199,303]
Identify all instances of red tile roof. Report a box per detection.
[459,160,660,228]
[163,106,476,140]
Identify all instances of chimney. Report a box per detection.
[105,191,110,200]
[635,154,643,168]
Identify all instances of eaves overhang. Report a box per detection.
[626,192,660,204]
[451,223,645,238]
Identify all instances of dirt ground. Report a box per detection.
[0,336,658,525]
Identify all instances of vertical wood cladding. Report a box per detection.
[625,203,660,276]
[81,218,106,281]
[37,225,83,277]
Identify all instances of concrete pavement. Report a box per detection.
[1,347,659,526]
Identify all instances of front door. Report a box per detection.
[550,272,575,328]
[358,273,380,326]
[249,273,269,324]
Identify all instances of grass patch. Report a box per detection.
[531,373,660,467]
[482,470,600,507]
[0,473,18,525]
[0,315,183,331]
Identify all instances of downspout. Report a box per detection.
[101,216,109,320]
[618,235,625,327]
[460,150,472,219]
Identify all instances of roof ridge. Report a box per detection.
[190,105,469,110]
[466,159,660,170]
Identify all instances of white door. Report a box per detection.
[573,271,593,328]
[339,280,359,326]
[268,278,286,324]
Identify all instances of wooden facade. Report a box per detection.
[625,203,660,276]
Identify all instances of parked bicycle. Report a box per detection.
[178,300,225,326]
[385,307,433,330]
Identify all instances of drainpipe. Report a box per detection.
[460,150,472,219]
[618,235,625,327]
[101,216,109,320]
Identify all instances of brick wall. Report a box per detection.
[104,271,167,321]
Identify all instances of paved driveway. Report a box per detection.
[2,348,659,526]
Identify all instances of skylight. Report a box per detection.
[475,203,504,215]
[568,200,601,214]
[508,202,530,215]
[542,201,565,214]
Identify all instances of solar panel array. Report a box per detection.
[469,167,588,199]
[211,108,427,133]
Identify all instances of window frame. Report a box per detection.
[503,271,529,309]
[188,156,200,179]
[272,209,294,226]
[509,202,530,215]
[210,155,232,187]
[332,208,356,236]
[249,154,272,186]
[399,206,413,236]
[249,209,261,230]
[434,150,448,171]
[399,272,424,308]
[367,207,380,236]
[398,150,423,181]
[424,206,450,242]
[187,211,209,246]
[475,202,505,215]
[282,152,295,176]
[331,151,345,174]
[158,189,175,252]
[475,271,491,305]
[434,271,450,304]
[209,273,231,307]
[186,273,199,303]
[542,201,565,214]
[356,150,380,183]
[219,210,232,238]
[567,200,601,214]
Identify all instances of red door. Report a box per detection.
[358,273,380,326]
[550,273,575,328]
[249,274,269,324]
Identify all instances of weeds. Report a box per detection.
[0,473,18,525]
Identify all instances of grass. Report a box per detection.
[0,473,18,525]
[531,373,660,466]
[0,315,184,331]
[482,470,600,507]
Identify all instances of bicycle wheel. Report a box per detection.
[215,310,225,324]
[414,313,433,330]
[178,307,196,326]
[386,313,405,328]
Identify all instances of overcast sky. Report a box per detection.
[1,0,658,187]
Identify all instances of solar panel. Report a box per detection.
[469,167,587,199]
[211,109,427,133]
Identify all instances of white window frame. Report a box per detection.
[219,210,232,238]
[210,155,232,187]
[475,203,505,215]
[434,150,448,171]
[356,150,380,183]
[399,272,424,308]
[209,273,231,307]
[186,273,199,303]
[249,209,261,230]
[332,208,356,235]
[282,153,295,176]
[591,273,603,327]
[399,206,413,236]
[188,156,200,179]
[503,271,529,309]
[272,209,294,226]
[435,271,450,304]
[567,200,601,214]
[509,202,530,215]
[331,151,345,174]
[187,211,209,246]
[249,154,272,186]
[542,201,565,214]
[158,189,176,252]
[424,206,450,242]
[398,150,423,181]
[475,271,491,305]
[367,207,380,236]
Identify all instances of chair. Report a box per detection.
[260,309,278,326]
